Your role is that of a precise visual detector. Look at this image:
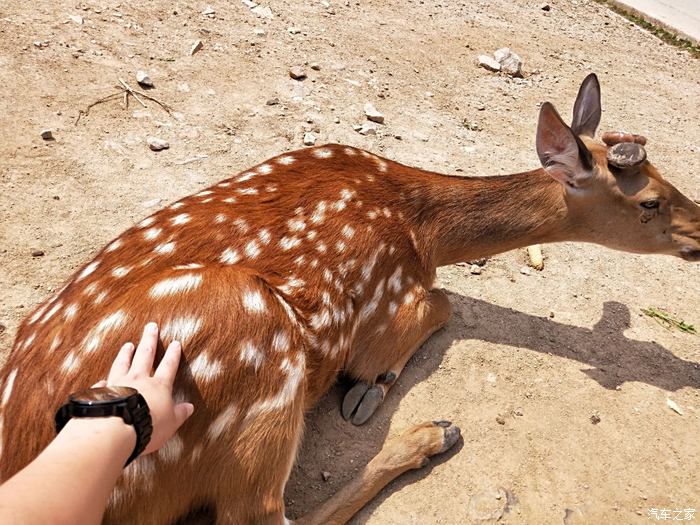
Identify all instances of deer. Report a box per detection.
[0,73,698,524]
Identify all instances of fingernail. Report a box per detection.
[146,322,158,333]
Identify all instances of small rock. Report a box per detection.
[253,28,266,36]
[135,70,153,87]
[303,132,316,146]
[540,3,551,11]
[190,40,203,56]
[666,397,684,416]
[496,416,506,425]
[478,54,500,72]
[69,14,84,24]
[357,122,378,136]
[321,471,331,481]
[251,5,273,19]
[147,137,170,151]
[494,48,523,77]
[364,102,384,124]
[40,129,53,140]
[202,6,215,15]
[289,66,306,80]
[514,408,524,416]
[519,266,531,275]
[287,27,301,34]
[470,257,488,266]
[590,414,601,425]
[333,117,340,124]
[266,97,280,106]
[310,62,321,71]
[31,249,45,257]
[470,264,482,275]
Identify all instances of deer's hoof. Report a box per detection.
[341,382,385,425]
[434,420,461,453]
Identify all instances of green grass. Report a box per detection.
[642,307,697,334]
[594,0,700,59]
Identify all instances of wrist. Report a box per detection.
[60,417,137,458]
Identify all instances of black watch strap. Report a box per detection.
[55,388,153,466]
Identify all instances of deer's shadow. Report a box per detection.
[284,293,699,520]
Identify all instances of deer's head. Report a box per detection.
[535,73,700,262]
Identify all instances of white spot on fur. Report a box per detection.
[220,248,241,264]
[223,196,237,204]
[287,218,306,232]
[83,311,128,353]
[313,148,333,159]
[272,331,290,353]
[2,369,18,407]
[94,291,108,305]
[171,213,191,226]
[306,230,317,241]
[106,239,123,252]
[382,207,392,218]
[294,255,305,266]
[112,266,131,278]
[143,227,162,241]
[265,184,278,192]
[388,266,403,294]
[138,216,156,228]
[258,229,271,245]
[240,341,263,369]
[343,147,357,156]
[150,273,203,298]
[332,200,347,212]
[233,218,249,233]
[173,263,203,270]
[367,210,378,220]
[388,301,398,316]
[189,353,223,383]
[310,308,332,330]
[358,278,386,323]
[236,172,255,183]
[237,187,258,195]
[29,302,49,324]
[214,214,227,224]
[21,333,35,350]
[83,282,99,297]
[155,241,176,255]
[246,354,305,418]
[41,301,63,323]
[280,236,302,251]
[161,316,202,345]
[63,303,79,321]
[242,289,266,313]
[258,163,273,175]
[77,261,100,281]
[217,181,231,188]
[196,190,213,197]
[277,155,296,165]
[310,201,327,224]
[123,455,156,491]
[335,241,346,252]
[61,352,80,372]
[316,242,327,253]
[170,202,185,210]
[157,435,184,463]
[245,239,261,258]
[208,404,238,440]
[342,225,355,239]
[50,335,62,352]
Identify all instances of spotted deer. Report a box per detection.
[1,73,699,524]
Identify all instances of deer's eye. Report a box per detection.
[640,200,660,210]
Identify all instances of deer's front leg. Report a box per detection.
[343,288,452,425]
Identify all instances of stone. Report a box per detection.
[494,47,523,77]
[31,249,45,257]
[287,27,301,34]
[40,129,53,140]
[135,70,153,87]
[289,66,306,80]
[69,14,83,24]
[310,62,321,71]
[147,137,170,151]
[202,6,215,15]
[321,471,331,481]
[540,3,551,11]
[519,266,532,276]
[303,132,316,146]
[190,40,203,56]
[478,54,500,72]
[470,264,482,275]
[333,117,340,124]
[266,97,280,106]
[251,5,273,19]
[364,102,384,123]
[357,122,378,136]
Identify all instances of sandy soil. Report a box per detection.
[1,0,699,523]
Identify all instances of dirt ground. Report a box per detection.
[1,0,699,523]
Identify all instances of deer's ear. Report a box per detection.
[536,102,594,188]
[571,73,601,138]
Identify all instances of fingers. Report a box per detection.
[173,403,195,429]
[91,380,107,388]
[108,342,135,381]
[154,341,182,386]
[129,322,159,375]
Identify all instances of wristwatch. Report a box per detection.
[55,386,153,466]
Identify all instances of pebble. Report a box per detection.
[266,97,280,106]
[357,122,378,136]
[496,416,506,425]
[303,132,316,146]
[287,27,301,34]
[520,266,532,275]
[147,137,170,151]
[202,6,215,15]
[478,54,501,72]
[40,129,54,140]
[364,102,384,123]
[321,471,331,481]
[540,3,551,11]
[470,264,482,275]
[289,66,306,80]
[136,70,153,87]
[310,62,321,71]
[333,117,340,124]
[590,414,601,425]
[31,249,45,257]
[251,5,273,19]
[190,40,203,56]
[494,48,523,77]
[69,14,84,24]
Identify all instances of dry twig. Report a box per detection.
[75,79,174,124]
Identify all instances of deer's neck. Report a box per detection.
[409,168,572,268]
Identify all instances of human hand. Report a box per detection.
[96,322,194,455]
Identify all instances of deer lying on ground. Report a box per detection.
[1,73,698,524]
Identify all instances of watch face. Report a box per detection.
[69,386,138,405]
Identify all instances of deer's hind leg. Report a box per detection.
[343,287,452,425]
